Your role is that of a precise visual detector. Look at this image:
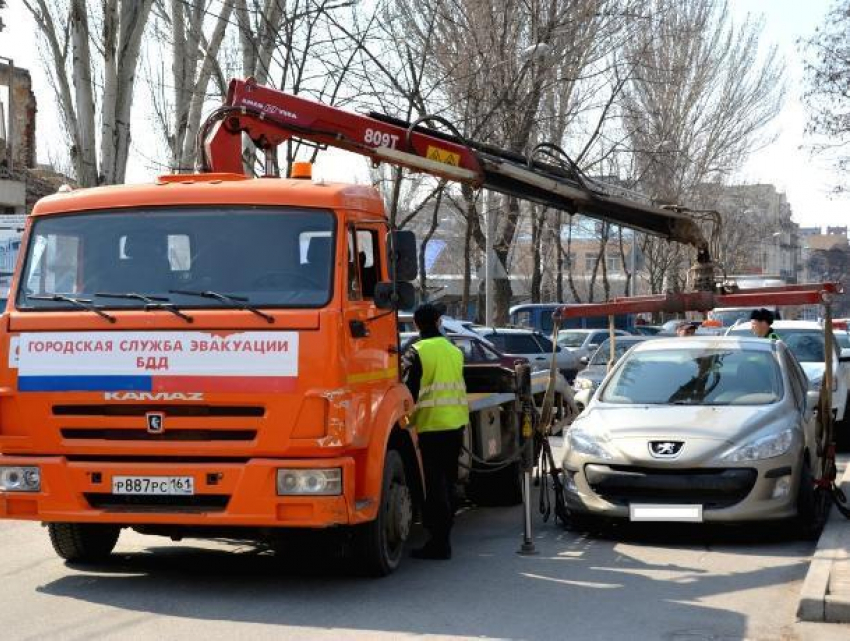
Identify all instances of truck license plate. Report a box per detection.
[629,504,703,522]
[112,476,194,495]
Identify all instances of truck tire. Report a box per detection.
[468,460,522,507]
[352,449,412,576]
[48,523,120,562]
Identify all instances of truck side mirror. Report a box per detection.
[374,281,416,310]
[387,230,417,282]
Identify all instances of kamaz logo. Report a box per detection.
[104,392,204,401]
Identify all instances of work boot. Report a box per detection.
[411,541,451,560]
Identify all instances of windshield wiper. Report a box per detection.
[28,294,117,323]
[95,292,193,323]
[169,289,274,324]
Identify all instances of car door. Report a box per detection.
[501,333,548,369]
[782,347,819,470]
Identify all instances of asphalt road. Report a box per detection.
[2,491,849,640]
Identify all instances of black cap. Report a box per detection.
[414,303,443,329]
[750,308,774,324]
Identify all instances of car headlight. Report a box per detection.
[722,428,795,462]
[574,378,595,391]
[276,468,342,496]
[567,428,614,460]
[0,466,41,492]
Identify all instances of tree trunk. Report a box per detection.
[530,206,543,303]
[418,185,445,300]
[69,0,98,186]
[566,217,582,303]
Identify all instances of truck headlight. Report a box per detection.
[567,428,614,460]
[276,468,342,496]
[0,466,41,492]
[722,429,795,462]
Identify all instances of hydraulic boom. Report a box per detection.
[201,78,712,269]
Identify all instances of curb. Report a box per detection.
[798,461,850,623]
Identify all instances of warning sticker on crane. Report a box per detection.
[426,146,461,167]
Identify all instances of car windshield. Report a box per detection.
[557,331,588,347]
[17,207,336,309]
[599,347,783,405]
[588,339,643,366]
[727,327,828,363]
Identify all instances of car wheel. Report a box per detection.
[790,457,830,540]
[48,523,120,562]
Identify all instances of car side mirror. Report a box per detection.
[806,389,820,412]
[579,356,589,365]
[840,348,850,363]
[387,230,417,282]
[374,281,416,310]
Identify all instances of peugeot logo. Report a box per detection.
[146,412,165,434]
[649,440,683,458]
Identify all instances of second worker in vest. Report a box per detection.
[401,303,469,560]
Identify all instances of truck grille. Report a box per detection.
[61,428,257,442]
[584,465,758,509]
[84,493,230,513]
[53,404,264,417]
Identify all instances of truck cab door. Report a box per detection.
[342,224,396,445]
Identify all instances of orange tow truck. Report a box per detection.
[0,78,713,575]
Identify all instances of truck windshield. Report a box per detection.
[17,207,336,309]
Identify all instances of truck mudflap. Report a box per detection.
[0,456,357,527]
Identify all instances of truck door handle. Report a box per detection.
[349,320,370,338]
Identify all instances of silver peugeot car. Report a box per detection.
[561,336,826,534]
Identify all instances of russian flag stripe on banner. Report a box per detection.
[12,331,300,393]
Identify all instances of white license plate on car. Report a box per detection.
[629,504,703,522]
[112,476,194,495]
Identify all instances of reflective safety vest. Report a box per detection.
[411,337,469,433]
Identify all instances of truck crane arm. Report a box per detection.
[200,78,710,260]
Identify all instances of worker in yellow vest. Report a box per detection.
[401,303,469,560]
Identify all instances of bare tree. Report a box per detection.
[146,0,234,173]
[23,0,155,185]
[801,0,850,190]
[620,0,784,293]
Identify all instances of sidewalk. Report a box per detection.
[798,459,850,623]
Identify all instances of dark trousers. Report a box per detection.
[418,427,464,550]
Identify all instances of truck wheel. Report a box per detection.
[352,449,412,576]
[48,523,120,562]
[468,460,522,507]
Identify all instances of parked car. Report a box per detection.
[402,332,525,370]
[561,336,826,535]
[726,320,850,422]
[557,328,632,363]
[475,327,580,381]
[572,336,655,410]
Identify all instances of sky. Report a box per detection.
[0,0,847,230]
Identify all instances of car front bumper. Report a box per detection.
[562,449,802,522]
